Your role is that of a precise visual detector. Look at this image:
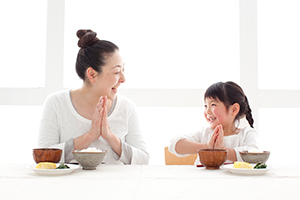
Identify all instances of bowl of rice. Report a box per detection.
[72,147,107,170]
[239,149,270,164]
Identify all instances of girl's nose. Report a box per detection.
[205,107,212,114]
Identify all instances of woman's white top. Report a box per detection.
[168,126,259,164]
[38,90,149,165]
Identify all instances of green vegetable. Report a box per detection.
[56,163,70,169]
[254,162,267,169]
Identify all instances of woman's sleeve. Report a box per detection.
[234,128,260,161]
[118,104,150,165]
[168,128,204,157]
[37,95,68,162]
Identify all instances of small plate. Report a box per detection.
[28,164,79,175]
[223,164,272,175]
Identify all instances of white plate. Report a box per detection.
[28,164,80,175]
[223,164,272,175]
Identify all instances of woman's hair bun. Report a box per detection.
[77,29,100,48]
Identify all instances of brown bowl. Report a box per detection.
[33,148,62,163]
[239,151,270,163]
[197,149,228,170]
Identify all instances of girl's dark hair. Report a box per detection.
[204,81,254,128]
[75,29,119,81]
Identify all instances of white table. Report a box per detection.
[0,164,299,200]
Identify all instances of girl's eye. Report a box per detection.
[211,104,216,106]
[204,105,207,108]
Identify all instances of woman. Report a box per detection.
[38,29,149,165]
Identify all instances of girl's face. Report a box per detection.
[204,97,234,129]
[94,51,125,100]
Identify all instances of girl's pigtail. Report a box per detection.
[244,96,254,128]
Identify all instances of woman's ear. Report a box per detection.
[86,67,98,83]
[231,103,240,116]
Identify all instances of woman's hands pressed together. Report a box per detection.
[75,96,122,156]
[90,96,120,144]
[98,96,114,141]
[89,96,117,141]
[89,96,104,140]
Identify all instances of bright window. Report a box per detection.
[0,0,47,88]
[64,0,240,89]
[258,0,300,90]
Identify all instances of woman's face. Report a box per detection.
[94,51,125,100]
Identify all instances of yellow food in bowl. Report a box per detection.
[36,162,57,169]
[233,161,252,169]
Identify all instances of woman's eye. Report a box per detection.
[211,104,216,106]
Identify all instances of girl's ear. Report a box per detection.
[86,67,98,83]
[231,103,240,116]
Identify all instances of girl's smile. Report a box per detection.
[207,117,217,122]
[204,97,240,136]
[204,97,232,130]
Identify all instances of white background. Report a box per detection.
[0,0,299,165]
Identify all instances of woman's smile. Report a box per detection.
[94,51,125,100]
[112,87,118,93]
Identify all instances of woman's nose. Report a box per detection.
[119,71,126,83]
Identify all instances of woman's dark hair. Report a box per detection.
[204,81,254,128]
[75,29,119,81]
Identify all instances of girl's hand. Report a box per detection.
[207,126,219,149]
[214,125,224,149]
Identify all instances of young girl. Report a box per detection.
[168,81,259,164]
